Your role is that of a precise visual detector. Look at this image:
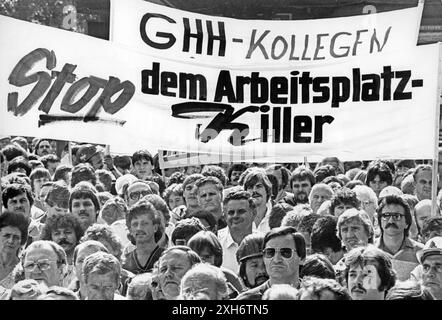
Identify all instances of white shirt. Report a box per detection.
[218,227,240,274]
[255,201,273,234]
[218,224,258,275]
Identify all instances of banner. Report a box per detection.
[110,0,423,67]
[0,15,440,163]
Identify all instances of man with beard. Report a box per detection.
[39,212,84,287]
[375,195,424,281]
[2,183,42,245]
[122,199,165,274]
[218,190,257,274]
[69,182,101,231]
[34,139,53,157]
[417,236,442,299]
[413,165,432,201]
[243,169,273,233]
[236,226,306,300]
[236,233,269,289]
[265,164,293,203]
[157,246,201,300]
[196,176,225,229]
[283,165,315,206]
[344,245,396,300]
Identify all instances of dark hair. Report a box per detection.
[313,164,336,184]
[40,212,84,244]
[269,203,293,229]
[344,245,396,292]
[1,143,28,161]
[345,180,365,189]
[201,165,228,187]
[366,160,393,186]
[39,154,59,169]
[263,226,306,260]
[113,155,132,171]
[182,173,205,195]
[69,183,100,213]
[290,166,315,188]
[266,173,279,201]
[45,182,70,209]
[53,164,73,183]
[146,174,166,196]
[163,183,184,210]
[2,183,34,208]
[297,213,321,234]
[166,172,186,187]
[266,164,290,190]
[377,195,412,237]
[7,156,31,176]
[300,254,336,279]
[71,163,96,188]
[0,210,29,245]
[171,217,205,245]
[190,209,217,233]
[132,150,153,166]
[243,169,272,202]
[187,230,223,267]
[311,215,342,253]
[227,164,247,182]
[330,188,361,214]
[223,190,255,212]
[385,280,435,300]
[421,216,442,239]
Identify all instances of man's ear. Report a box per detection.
[154,224,159,233]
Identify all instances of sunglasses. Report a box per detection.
[129,190,151,201]
[263,247,295,259]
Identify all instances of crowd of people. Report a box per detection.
[0,135,441,300]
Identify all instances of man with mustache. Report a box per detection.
[236,226,306,300]
[34,139,53,157]
[243,169,273,233]
[283,165,315,207]
[236,233,269,289]
[375,195,424,281]
[413,164,432,201]
[122,199,165,274]
[218,190,257,274]
[69,182,101,232]
[39,212,84,287]
[344,245,396,300]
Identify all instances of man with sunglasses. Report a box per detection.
[124,180,153,207]
[236,226,306,300]
[22,240,67,288]
[375,195,424,281]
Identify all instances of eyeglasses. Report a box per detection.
[381,212,405,221]
[263,247,295,259]
[23,259,57,272]
[129,190,151,201]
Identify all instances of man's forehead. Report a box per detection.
[226,199,249,210]
[292,179,310,184]
[26,245,57,260]
[265,234,296,248]
[349,260,379,271]
[0,226,21,235]
[161,251,190,264]
[341,218,364,227]
[72,197,93,203]
[198,183,220,192]
[52,226,75,233]
[9,193,28,200]
[423,254,442,264]
[382,204,405,213]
